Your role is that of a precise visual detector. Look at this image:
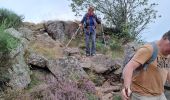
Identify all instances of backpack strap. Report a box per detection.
[143,42,158,70]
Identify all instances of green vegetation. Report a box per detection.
[0,8,24,29]
[0,27,20,53]
[86,93,98,100]
[26,73,41,90]
[86,70,105,86]
[113,95,121,100]
[0,8,23,53]
[70,0,160,42]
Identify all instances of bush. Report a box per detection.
[0,27,20,53]
[96,40,108,54]
[0,8,24,29]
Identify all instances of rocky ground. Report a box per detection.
[0,20,169,100]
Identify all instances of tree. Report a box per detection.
[70,0,160,41]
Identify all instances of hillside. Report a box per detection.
[0,20,124,100]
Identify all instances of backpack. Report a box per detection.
[123,42,158,71]
[83,13,100,28]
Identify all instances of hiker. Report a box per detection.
[79,6,101,56]
[121,31,170,100]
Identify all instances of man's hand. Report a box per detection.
[121,87,132,100]
[79,23,82,28]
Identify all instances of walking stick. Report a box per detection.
[65,26,80,48]
[101,24,106,47]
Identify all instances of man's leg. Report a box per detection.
[85,31,90,56]
[91,30,96,56]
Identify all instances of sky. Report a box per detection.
[0,0,170,42]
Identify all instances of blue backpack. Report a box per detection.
[83,13,101,28]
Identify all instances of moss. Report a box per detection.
[26,73,41,90]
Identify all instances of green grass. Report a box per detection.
[0,8,24,29]
[0,27,20,53]
[26,73,41,90]
[113,95,121,100]
[86,92,98,100]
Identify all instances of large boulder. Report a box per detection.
[47,56,88,80]
[28,33,63,60]
[80,54,122,74]
[44,21,79,42]
[64,21,79,39]
[0,28,31,91]
[44,21,66,42]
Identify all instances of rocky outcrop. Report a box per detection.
[0,20,123,100]
[47,56,88,80]
[44,21,79,42]
[80,54,122,74]
[44,21,66,42]
[28,33,63,60]
[0,28,31,91]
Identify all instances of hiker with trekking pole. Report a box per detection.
[79,6,101,57]
[121,31,170,100]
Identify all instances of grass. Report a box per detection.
[113,95,121,100]
[0,27,20,53]
[28,40,63,59]
[0,8,23,29]
[86,70,105,86]
[86,92,98,100]
[26,73,41,90]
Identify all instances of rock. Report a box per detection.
[18,27,34,41]
[28,33,63,60]
[80,54,122,74]
[44,21,65,42]
[123,42,143,67]
[47,56,88,80]
[0,28,31,91]
[102,86,120,93]
[64,21,79,39]
[23,22,45,33]
[64,47,80,56]
[101,93,113,100]
[5,28,23,39]
[27,53,48,68]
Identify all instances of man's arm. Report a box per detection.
[121,46,152,100]
[122,60,141,99]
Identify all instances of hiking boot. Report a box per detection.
[86,53,90,57]
[91,53,95,56]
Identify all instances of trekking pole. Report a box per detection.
[65,26,80,48]
[101,23,106,47]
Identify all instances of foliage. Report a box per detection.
[70,0,160,41]
[26,73,41,90]
[96,40,108,54]
[86,70,105,86]
[0,27,20,53]
[86,93,98,100]
[54,77,97,100]
[0,8,24,29]
[113,95,121,100]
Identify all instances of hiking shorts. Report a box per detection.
[131,92,167,100]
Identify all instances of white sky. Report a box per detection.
[0,0,170,42]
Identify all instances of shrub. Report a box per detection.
[0,27,20,53]
[96,40,108,54]
[0,8,24,29]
